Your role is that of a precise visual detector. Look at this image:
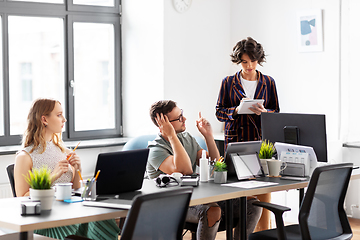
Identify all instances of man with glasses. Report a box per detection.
[147,100,262,240]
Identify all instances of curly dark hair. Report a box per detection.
[230,37,266,66]
[149,100,177,127]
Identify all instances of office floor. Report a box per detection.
[182,217,360,240]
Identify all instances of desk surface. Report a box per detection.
[0,166,358,240]
[3,168,360,237]
[0,176,309,234]
[0,198,125,232]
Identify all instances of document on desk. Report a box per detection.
[237,99,265,115]
[222,181,278,189]
[82,198,132,209]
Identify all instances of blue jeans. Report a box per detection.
[186,198,262,240]
[186,202,220,240]
[217,197,262,239]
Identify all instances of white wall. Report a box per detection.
[122,0,232,137]
[121,0,165,137]
[163,0,231,137]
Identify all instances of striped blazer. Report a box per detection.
[216,70,280,150]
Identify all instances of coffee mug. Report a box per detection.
[55,183,73,201]
[267,160,287,177]
[171,172,183,183]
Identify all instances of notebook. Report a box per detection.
[225,141,262,177]
[82,149,149,209]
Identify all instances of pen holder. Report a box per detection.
[209,164,214,180]
[81,180,97,201]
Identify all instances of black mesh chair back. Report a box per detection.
[120,187,193,240]
[299,163,353,239]
[249,163,353,240]
[6,164,16,197]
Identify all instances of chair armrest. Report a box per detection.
[252,201,291,240]
[252,201,291,215]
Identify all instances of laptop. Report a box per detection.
[224,141,262,177]
[82,149,149,209]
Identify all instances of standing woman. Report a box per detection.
[14,98,120,240]
[215,37,280,231]
[216,37,279,146]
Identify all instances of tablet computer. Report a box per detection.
[225,141,262,177]
[237,99,265,114]
[230,152,265,180]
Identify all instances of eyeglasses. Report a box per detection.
[169,109,184,123]
[155,175,179,188]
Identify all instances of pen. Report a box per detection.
[66,141,81,161]
[77,169,83,181]
[95,170,101,180]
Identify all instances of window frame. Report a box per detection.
[0,0,122,146]
[66,14,122,140]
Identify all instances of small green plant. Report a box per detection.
[214,161,227,172]
[24,166,52,189]
[259,140,275,159]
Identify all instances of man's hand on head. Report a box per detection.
[156,113,177,140]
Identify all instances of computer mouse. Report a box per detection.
[114,195,120,199]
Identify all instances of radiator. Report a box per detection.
[0,184,14,199]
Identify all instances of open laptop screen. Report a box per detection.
[95,149,149,196]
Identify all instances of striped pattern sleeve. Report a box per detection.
[216,76,239,122]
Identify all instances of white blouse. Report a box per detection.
[23,141,73,186]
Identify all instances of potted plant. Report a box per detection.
[24,166,55,210]
[213,160,227,184]
[259,140,276,175]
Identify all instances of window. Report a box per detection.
[0,0,122,146]
[20,62,33,102]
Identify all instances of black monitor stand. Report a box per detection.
[283,126,299,145]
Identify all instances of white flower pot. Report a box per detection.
[30,188,55,210]
[260,159,270,176]
[214,171,227,184]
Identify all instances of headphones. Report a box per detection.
[155,174,179,188]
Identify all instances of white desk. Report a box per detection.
[3,169,359,240]
[0,197,126,240]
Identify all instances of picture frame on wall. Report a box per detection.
[297,9,323,52]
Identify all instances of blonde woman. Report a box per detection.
[14,98,120,240]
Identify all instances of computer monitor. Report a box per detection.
[261,112,328,162]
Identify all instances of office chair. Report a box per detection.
[122,134,157,151]
[249,163,353,240]
[119,187,193,240]
[6,164,16,197]
[123,134,208,151]
[193,136,207,151]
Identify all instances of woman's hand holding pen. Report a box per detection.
[234,98,250,116]
[67,152,82,172]
[51,159,70,182]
